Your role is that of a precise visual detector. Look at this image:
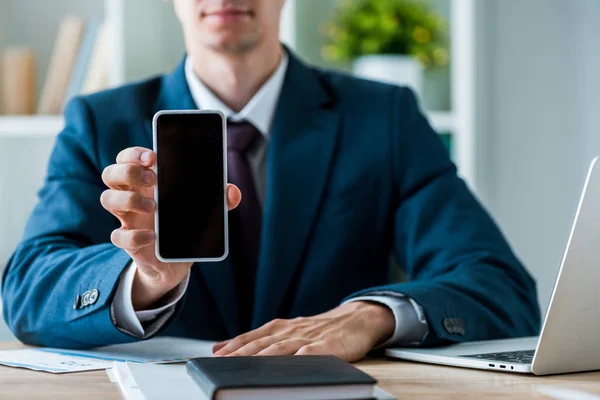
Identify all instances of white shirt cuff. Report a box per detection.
[111,261,190,337]
[343,293,429,348]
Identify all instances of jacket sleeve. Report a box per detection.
[1,98,144,348]
[348,88,541,346]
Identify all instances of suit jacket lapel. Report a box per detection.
[252,53,341,328]
[146,58,240,337]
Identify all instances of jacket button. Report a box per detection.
[88,289,99,305]
[73,294,81,310]
[81,291,91,307]
[443,318,466,336]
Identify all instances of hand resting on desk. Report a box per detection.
[100,146,241,310]
[213,301,395,362]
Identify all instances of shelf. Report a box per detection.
[427,111,455,133]
[0,116,64,138]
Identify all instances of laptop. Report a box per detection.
[386,157,600,375]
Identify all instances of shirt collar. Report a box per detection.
[184,53,289,137]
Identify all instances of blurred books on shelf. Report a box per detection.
[36,16,108,116]
[63,19,101,107]
[0,47,36,115]
[37,16,85,115]
[81,23,108,96]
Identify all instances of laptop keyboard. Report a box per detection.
[458,350,535,364]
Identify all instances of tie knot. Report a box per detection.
[228,120,261,154]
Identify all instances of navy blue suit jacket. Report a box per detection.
[2,53,540,348]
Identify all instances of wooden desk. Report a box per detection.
[1,342,599,399]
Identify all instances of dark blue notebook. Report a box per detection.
[186,355,377,400]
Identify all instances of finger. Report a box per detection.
[102,163,155,189]
[212,340,231,354]
[227,336,285,357]
[226,184,241,211]
[111,228,156,251]
[116,147,156,167]
[295,342,330,356]
[213,325,274,357]
[256,339,312,357]
[101,190,155,215]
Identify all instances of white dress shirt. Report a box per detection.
[111,52,429,346]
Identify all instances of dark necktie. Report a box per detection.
[227,120,262,332]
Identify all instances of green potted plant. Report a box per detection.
[323,0,449,96]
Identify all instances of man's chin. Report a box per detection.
[202,33,259,53]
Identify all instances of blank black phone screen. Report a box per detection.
[155,112,226,260]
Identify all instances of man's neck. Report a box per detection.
[190,42,283,113]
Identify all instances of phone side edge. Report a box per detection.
[221,110,229,262]
[153,111,162,262]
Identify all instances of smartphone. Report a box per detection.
[152,110,228,262]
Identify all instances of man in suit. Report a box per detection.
[1,0,540,361]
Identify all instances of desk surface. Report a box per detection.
[1,342,600,399]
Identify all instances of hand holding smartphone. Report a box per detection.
[153,110,229,262]
[101,111,235,310]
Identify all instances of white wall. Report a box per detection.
[0,138,54,264]
[120,0,185,82]
[576,3,600,165]
[479,0,600,315]
[0,2,9,49]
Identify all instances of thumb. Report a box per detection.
[226,184,242,211]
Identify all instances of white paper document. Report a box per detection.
[109,362,397,400]
[111,362,148,400]
[112,362,205,400]
[0,337,215,374]
[43,336,215,363]
[0,348,112,373]
[106,365,119,383]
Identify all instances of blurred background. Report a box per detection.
[0,0,599,340]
